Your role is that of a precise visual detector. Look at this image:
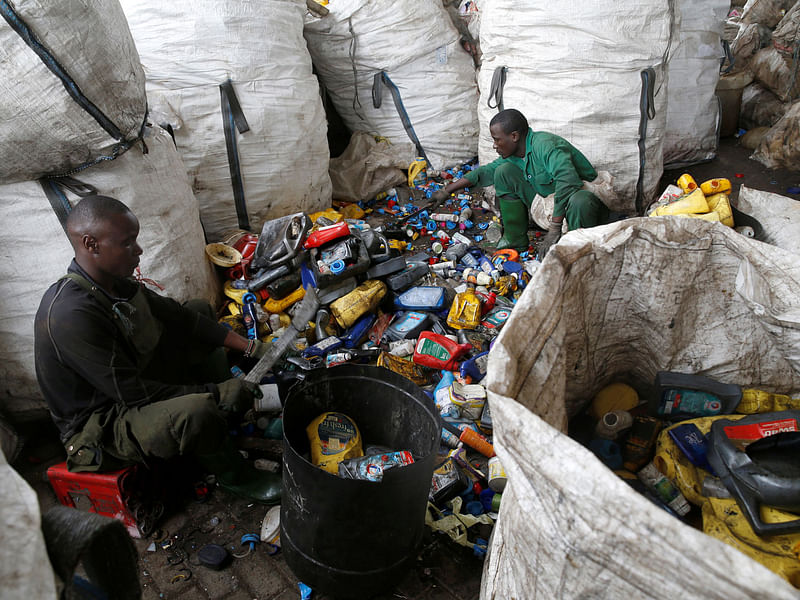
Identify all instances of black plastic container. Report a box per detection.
[281,365,439,599]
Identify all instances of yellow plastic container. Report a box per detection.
[676,173,699,194]
[700,178,731,196]
[683,211,721,223]
[408,157,428,187]
[650,188,709,217]
[339,203,365,220]
[263,285,305,314]
[705,192,734,227]
[446,287,482,330]
[330,279,387,328]
[738,389,800,414]
[308,208,343,225]
[223,280,251,305]
[306,412,363,474]
[590,383,639,420]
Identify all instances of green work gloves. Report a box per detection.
[215,378,257,413]
[537,220,563,260]
[246,339,269,360]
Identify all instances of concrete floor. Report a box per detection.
[11,133,798,600]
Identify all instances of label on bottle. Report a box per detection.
[659,389,722,416]
[723,418,798,450]
[416,337,452,362]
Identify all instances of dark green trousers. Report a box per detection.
[492,161,609,230]
[65,300,231,472]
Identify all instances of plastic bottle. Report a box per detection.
[329,279,387,328]
[241,292,259,339]
[637,462,691,516]
[408,157,428,187]
[447,286,482,330]
[484,222,502,244]
[699,178,731,196]
[413,331,472,370]
[394,286,446,311]
[676,173,699,194]
[303,221,350,249]
[594,410,633,440]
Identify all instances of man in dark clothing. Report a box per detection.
[434,108,609,255]
[34,195,280,504]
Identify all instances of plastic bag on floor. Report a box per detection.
[482,218,800,598]
[329,132,415,202]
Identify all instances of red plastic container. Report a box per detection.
[303,221,350,249]
[47,462,143,538]
[413,331,472,370]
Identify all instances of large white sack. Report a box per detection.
[303,0,479,171]
[481,218,800,599]
[477,0,675,214]
[663,0,728,168]
[0,450,57,600]
[0,0,146,184]
[0,126,217,420]
[120,0,332,242]
[736,186,800,256]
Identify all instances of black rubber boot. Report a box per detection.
[496,195,530,251]
[198,441,281,505]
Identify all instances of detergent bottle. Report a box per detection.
[413,331,472,370]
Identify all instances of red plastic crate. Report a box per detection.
[46,462,143,538]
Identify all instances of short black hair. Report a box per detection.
[65,195,132,248]
[490,109,529,137]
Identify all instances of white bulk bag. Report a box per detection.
[0,0,146,183]
[752,100,800,170]
[476,0,675,214]
[482,218,800,599]
[0,126,217,419]
[664,0,728,168]
[735,185,800,255]
[0,450,57,599]
[120,0,332,242]
[303,0,479,170]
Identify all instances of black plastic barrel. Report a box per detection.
[280,364,439,599]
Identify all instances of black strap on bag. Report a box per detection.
[39,176,98,232]
[488,66,508,111]
[635,68,657,215]
[219,79,251,231]
[372,71,429,164]
[0,0,147,176]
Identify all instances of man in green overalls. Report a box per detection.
[34,195,280,504]
[434,108,608,255]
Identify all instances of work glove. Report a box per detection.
[431,189,450,203]
[245,339,269,361]
[216,378,258,413]
[537,220,563,260]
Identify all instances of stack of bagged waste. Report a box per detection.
[0,0,214,421]
[723,0,800,169]
[205,158,540,559]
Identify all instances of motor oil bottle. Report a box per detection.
[699,178,731,196]
[263,285,305,314]
[413,331,472,370]
[676,173,699,194]
[447,286,482,330]
[408,157,428,187]
[649,188,709,217]
[330,279,387,329]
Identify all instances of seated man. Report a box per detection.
[434,108,608,255]
[34,195,279,504]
